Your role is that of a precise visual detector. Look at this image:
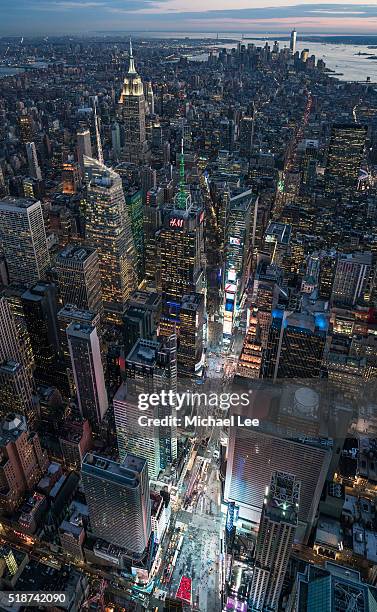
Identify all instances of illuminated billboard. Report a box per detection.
[227,268,236,282]
[225,283,237,295]
[229,237,241,246]
[131,567,149,584]
[223,319,232,335]
[169,217,184,228]
[176,576,192,604]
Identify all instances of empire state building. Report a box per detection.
[119,41,149,164]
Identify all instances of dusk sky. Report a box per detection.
[1,1,377,35]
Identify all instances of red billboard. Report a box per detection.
[176,576,192,605]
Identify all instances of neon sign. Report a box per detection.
[170,218,184,228]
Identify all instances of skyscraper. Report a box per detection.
[0,296,35,422]
[290,29,297,54]
[157,204,204,304]
[57,305,104,398]
[56,244,103,316]
[26,142,42,181]
[141,165,157,204]
[0,197,50,287]
[84,156,137,323]
[1,287,34,375]
[113,382,160,481]
[19,115,34,143]
[288,561,377,612]
[325,124,367,196]
[123,290,161,355]
[114,336,178,478]
[111,122,121,159]
[0,546,18,576]
[21,282,61,385]
[0,413,48,513]
[144,186,163,287]
[0,166,8,198]
[224,398,331,543]
[263,310,327,380]
[118,40,149,164]
[0,297,31,371]
[0,361,35,422]
[125,188,144,283]
[152,122,163,152]
[62,161,80,195]
[252,261,282,348]
[240,113,256,157]
[331,252,372,307]
[146,81,155,115]
[219,118,235,152]
[67,322,108,431]
[319,255,336,300]
[81,452,151,556]
[77,129,92,174]
[300,139,319,193]
[58,305,102,364]
[250,471,300,611]
[224,190,258,336]
[178,293,205,376]
[237,311,263,379]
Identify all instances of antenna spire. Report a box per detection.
[94,100,104,165]
[178,138,187,210]
[128,37,136,75]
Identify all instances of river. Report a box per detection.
[139,31,377,82]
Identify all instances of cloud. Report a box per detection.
[33,1,106,9]
[140,0,377,16]
[54,1,105,7]
[2,1,377,35]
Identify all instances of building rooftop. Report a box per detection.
[84,156,120,186]
[0,196,39,211]
[0,360,22,375]
[265,471,300,526]
[59,419,89,444]
[15,559,85,598]
[60,500,88,537]
[272,310,329,333]
[56,244,96,263]
[325,560,361,582]
[37,385,58,402]
[0,413,27,447]
[20,492,46,523]
[229,188,254,211]
[150,491,164,516]
[181,293,203,311]
[338,251,372,265]
[127,290,161,310]
[315,515,343,550]
[82,452,147,488]
[126,338,159,366]
[58,304,97,323]
[265,222,292,246]
[66,321,95,338]
[297,561,377,612]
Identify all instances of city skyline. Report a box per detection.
[1,1,377,35]
[0,21,377,612]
